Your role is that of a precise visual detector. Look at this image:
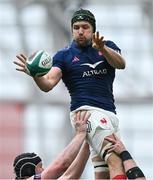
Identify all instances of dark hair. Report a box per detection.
[13,152,41,179]
[71,8,96,32]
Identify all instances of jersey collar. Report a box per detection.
[71,40,93,53]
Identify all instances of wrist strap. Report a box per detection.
[126,167,145,179]
[119,150,132,162]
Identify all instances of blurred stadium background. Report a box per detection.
[0,0,153,179]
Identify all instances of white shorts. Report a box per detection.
[70,105,120,158]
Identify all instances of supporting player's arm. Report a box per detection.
[14,53,62,92]
[41,111,90,179]
[92,32,126,69]
[105,134,146,180]
[58,141,90,180]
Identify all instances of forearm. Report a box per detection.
[59,142,90,179]
[42,133,86,179]
[58,133,86,167]
[50,133,86,170]
[33,67,62,92]
[33,76,53,92]
[100,45,126,69]
[120,151,145,179]
[123,159,137,172]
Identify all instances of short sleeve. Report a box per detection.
[105,40,121,54]
[52,50,65,72]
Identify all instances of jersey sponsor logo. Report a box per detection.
[82,69,107,77]
[80,61,103,69]
[80,60,107,77]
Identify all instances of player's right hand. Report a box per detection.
[13,54,30,75]
[74,110,91,134]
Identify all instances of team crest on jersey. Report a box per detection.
[100,118,107,124]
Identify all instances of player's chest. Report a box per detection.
[64,51,108,73]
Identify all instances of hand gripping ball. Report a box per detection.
[26,50,52,77]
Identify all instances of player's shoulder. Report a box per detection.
[105,40,121,51]
[55,45,71,55]
[53,45,73,62]
[105,40,117,46]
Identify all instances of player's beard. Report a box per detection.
[75,37,92,47]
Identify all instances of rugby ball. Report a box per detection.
[26,50,52,77]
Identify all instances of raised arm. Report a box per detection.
[41,111,90,179]
[58,141,90,180]
[92,32,126,69]
[13,53,62,92]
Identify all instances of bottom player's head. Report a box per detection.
[13,152,43,179]
[71,8,96,47]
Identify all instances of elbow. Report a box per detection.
[118,61,126,69]
[42,88,50,92]
[120,63,126,69]
[39,86,52,92]
[121,59,126,69]
[117,57,126,69]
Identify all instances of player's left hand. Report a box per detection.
[92,31,105,51]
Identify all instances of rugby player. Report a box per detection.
[14,8,128,179]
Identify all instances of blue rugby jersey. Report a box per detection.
[52,40,121,113]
